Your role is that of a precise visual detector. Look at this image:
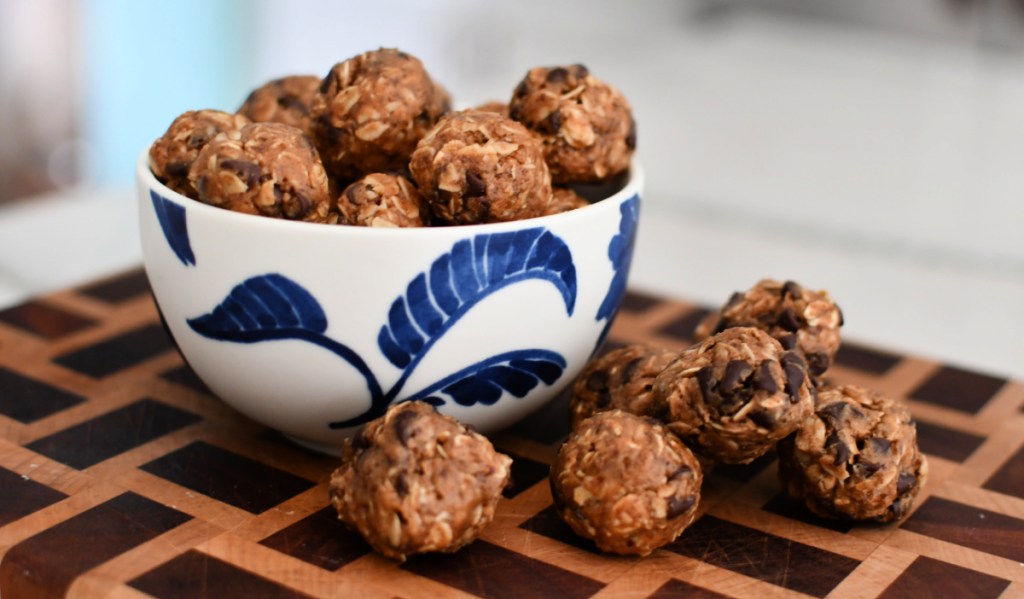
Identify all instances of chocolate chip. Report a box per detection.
[621,358,643,386]
[277,94,309,114]
[394,473,409,497]
[625,118,637,150]
[777,333,797,350]
[868,437,892,455]
[585,370,608,392]
[817,401,847,423]
[220,159,261,188]
[696,366,716,404]
[465,172,487,198]
[513,79,529,99]
[724,291,744,310]
[826,432,851,466]
[806,352,830,376]
[165,161,190,179]
[546,67,569,84]
[318,74,334,94]
[721,360,753,393]
[837,306,845,327]
[392,408,418,446]
[667,495,696,519]
[780,351,807,371]
[546,109,563,134]
[352,426,372,449]
[853,460,882,477]
[596,389,612,409]
[749,409,776,430]
[782,364,805,403]
[572,64,590,78]
[669,465,692,480]
[753,360,778,394]
[781,280,802,299]
[897,472,917,495]
[778,307,801,332]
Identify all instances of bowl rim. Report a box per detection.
[137,149,643,239]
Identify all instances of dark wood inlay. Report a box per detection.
[657,308,713,344]
[0,301,95,339]
[129,549,311,599]
[27,399,200,469]
[0,492,190,598]
[0,466,67,527]
[0,366,86,423]
[648,578,731,599]
[78,269,150,303]
[983,442,1024,500]
[833,342,901,375]
[402,539,605,599]
[877,556,1009,599]
[139,441,315,514]
[53,324,173,378]
[914,419,985,463]
[909,365,1007,414]
[259,506,370,571]
[902,496,1024,562]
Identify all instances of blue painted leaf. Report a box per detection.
[189,273,384,400]
[596,195,640,322]
[150,190,196,266]
[378,228,577,369]
[188,273,327,341]
[405,349,566,408]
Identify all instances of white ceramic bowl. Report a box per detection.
[137,151,643,453]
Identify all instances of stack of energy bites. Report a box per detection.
[555,278,928,555]
[149,48,636,229]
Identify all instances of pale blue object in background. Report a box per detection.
[80,0,254,186]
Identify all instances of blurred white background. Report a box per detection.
[1,0,1022,377]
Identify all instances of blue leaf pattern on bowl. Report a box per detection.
[593,194,640,351]
[150,190,196,266]
[410,349,566,407]
[185,227,579,430]
[378,229,577,369]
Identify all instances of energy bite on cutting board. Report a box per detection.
[509,64,635,184]
[311,48,450,181]
[778,383,927,523]
[695,279,843,376]
[550,410,702,556]
[237,75,321,133]
[149,109,250,198]
[652,327,815,464]
[330,401,511,562]
[337,172,428,227]
[409,110,554,224]
[189,122,334,222]
[570,344,677,431]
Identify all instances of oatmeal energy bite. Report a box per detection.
[330,401,511,562]
[695,279,843,376]
[551,410,702,556]
[410,110,554,224]
[570,344,676,431]
[652,327,815,464]
[237,75,320,133]
[337,172,428,227]
[778,384,927,523]
[149,109,250,198]
[189,122,333,223]
[311,48,450,181]
[509,64,635,184]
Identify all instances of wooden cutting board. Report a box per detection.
[1,268,1022,598]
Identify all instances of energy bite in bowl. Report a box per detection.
[652,327,815,464]
[550,410,702,556]
[409,110,554,224]
[778,384,927,523]
[311,48,450,181]
[570,344,677,431]
[149,109,250,198]
[337,172,428,227]
[237,75,321,133]
[189,122,334,222]
[545,187,590,216]
[695,279,843,377]
[509,64,635,184]
[330,401,511,562]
